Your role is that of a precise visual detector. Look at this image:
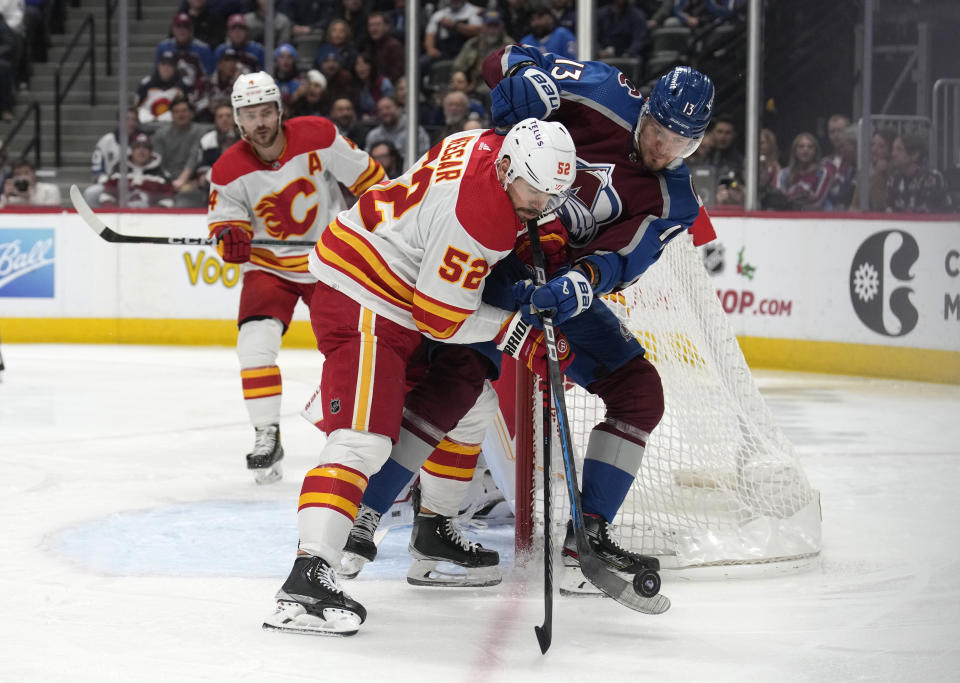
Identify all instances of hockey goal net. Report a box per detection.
[512,233,822,571]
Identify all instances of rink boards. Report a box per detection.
[0,209,958,383]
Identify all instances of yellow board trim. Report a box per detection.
[2,318,958,385]
[737,336,960,385]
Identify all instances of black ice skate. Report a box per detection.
[560,514,660,597]
[340,505,382,580]
[407,512,501,587]
[262,555,366,636]
[246,424,283,484]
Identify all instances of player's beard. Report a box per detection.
[247,122,280,149]
[515,206,541,221]
[639,148,671,172]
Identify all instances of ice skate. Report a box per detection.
[340,505,382,580]
[560,514,659,596]
[246,424,283,484]
[262,555,366,636]
[407,512,501,587]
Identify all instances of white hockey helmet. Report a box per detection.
[231,71,282,129]
[497,118,576,213]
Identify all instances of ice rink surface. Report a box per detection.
[1,343,959,682]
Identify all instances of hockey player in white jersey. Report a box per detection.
[262,118,577,636]
[207,72,385,484]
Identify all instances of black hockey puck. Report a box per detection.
[633,569,661,597]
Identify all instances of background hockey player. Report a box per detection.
[340,52,716,598]
[263,118,577,637]
[207,72,385,484]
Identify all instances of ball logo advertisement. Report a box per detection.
[850,230,919,337]
[0,228,55,298]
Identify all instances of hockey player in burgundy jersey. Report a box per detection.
[263,119,577,636]
[339,51,716,602]
[208,72,385,485]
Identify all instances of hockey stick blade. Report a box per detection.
[525,220,671,617]
[577,540,671,615]
[69,184,314,247]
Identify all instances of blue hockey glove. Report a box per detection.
[490,67,561,127]
[515,269,593,328]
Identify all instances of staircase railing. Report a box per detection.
[53,13,97,166]
[105,0,144,76]
[1,102,42,168]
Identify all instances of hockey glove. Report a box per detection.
[212,224,252,263]
[490,67,561,127]
[495,312,574,379]
[515,269,593,328]
[514,214,569,273]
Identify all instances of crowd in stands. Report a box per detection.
[0,1,952,213]
[688,112,952,213]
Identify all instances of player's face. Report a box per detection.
[636,116,693,171]
[507,176,554,221]
[237,102,280,148]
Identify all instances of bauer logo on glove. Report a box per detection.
[515,269,593,328]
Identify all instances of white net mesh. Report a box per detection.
[531,234,821,570]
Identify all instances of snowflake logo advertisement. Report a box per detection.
[850,230,919,337]
[0,229,55,297]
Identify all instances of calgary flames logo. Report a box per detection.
[255,178,318,239]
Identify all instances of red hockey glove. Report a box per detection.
[212,224,252,263]
[514,214,569,274]
[495,312,574,379]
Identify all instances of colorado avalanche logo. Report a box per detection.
[558,161,622,247]
[255,178,319,239]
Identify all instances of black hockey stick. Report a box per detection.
[534,351,554,654]
[524,220,671,618]
[69,185,315,247]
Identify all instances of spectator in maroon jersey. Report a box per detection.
[774,132,835,211]
[823,122,858,211]
[366,10,404,83]
[757,127,783,209]
[885,133,952,213]
[98,133,176,208]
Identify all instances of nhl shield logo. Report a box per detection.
[330,398,341,414]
